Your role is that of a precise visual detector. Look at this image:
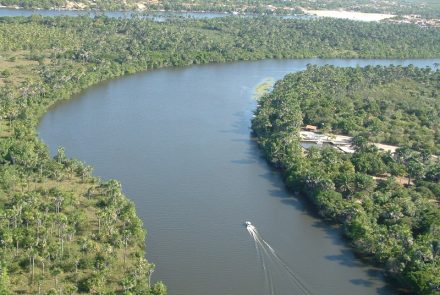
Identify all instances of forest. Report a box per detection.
[149,0,440,18]
[1,15,440,293]
[0,0,439,18]
[277,65,440,154]
[252,65,440,294]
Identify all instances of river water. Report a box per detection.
[38,58,440,295]
[0,7,311,19]
[0,7,228,18]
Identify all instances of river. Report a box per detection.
[0,7,310,19]
[0,7,231,18]
[38,58,440,295]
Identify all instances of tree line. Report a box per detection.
[1,0,439,18]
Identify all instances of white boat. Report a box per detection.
[245,221,252,226]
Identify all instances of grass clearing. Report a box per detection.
[253,77,274,100]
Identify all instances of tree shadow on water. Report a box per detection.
[229,135,261,166]
[376,285,397,295]
[351,278,374,287]
[219,111,252,136]
[268,188,306,210]
[350,278,396,295]
[325,249,365,267]
[311,220,348,247]
[329,252,396,294]
[256,166,309,213]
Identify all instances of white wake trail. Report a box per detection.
[246,223,312,295]
[255,230,310,295]
[248,225,275,295]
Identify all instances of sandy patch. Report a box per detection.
[0,4,21,9]
[136,3,147,10]
[300,130,399,154]
[65,1,88,10]
[304,9,395,22]
[373,143,398,154]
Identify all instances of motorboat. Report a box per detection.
[245,221,252,226]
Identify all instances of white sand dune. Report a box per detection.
[304,9,395,22]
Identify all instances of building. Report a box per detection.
[304,125,318,131]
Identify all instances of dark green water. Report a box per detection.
[39,58,440,295]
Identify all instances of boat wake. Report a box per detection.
[246,222,312,295]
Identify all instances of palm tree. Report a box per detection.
[122,230,131,267]
[28,246,37,284]
[50,267,62,291]
[53,194,64,214]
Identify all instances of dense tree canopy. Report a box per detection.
[268,65,440,153]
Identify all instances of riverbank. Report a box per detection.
[41,59,433,295]
[1,15,440,293]
[2,5,440,28]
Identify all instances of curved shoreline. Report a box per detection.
[2,14,440,293]
[37,57,440,294]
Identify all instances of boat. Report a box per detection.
[245,221,252,226]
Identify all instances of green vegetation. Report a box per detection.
[1,0,440,18]
[0,0,65,10]
[153,0,440,18]
[1,15,440,293]
[252,65,440,294]
[253,77,274,99]
[277,65,440,154]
